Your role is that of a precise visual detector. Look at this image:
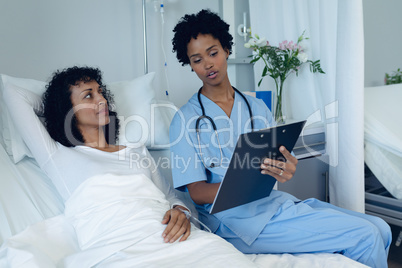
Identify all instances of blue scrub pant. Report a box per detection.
[216,198,391,268]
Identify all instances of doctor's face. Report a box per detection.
[187,34,230,88]
[69,80,110,131]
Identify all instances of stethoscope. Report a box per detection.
[195,86,254,168]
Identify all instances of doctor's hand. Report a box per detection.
[161,205,191,243]
[260,146,298,183]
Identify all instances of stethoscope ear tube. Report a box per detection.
[196,86,254,132]
[195,86,254,168]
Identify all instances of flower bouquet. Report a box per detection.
[245,31,325,123]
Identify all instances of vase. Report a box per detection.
[274,80,286,125]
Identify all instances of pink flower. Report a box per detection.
[294,44,303,52]
[279,40,288,50]
[287,41,295,50]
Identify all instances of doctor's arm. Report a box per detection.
[187,146,298,204]
[169,112,221,205]
[187,181,221,205]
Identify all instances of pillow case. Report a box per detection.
[108,72,177,149]
[0,72,176,164]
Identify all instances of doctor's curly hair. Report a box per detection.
[172,9,233,66]
[43,66,120,147]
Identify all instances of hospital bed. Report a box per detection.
[0,73,367,267]
[364,83,402,246]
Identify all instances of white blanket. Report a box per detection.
[365,84,402,158]
[0,173,367,268]
[63,173,257,267]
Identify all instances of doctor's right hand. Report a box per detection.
[260,146,298,183]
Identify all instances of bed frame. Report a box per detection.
[365,164,402,246]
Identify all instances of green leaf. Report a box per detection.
[262,65,268,77]
[250,57,259,64]
[384,68,402,85]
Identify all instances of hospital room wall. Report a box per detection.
[363,0,402,87]
[0,0,218,106]
[1,0,400,107]
[0,0,144,83]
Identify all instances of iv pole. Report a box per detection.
[142,0,148,74]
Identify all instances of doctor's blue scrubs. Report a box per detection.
[169,91,391,268]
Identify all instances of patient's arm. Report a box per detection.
[161,206,191,243]
[3,84,57,167]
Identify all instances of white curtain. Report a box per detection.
[249,0,365,212]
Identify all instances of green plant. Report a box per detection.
[244,31,325,123]
[385,68,402,85]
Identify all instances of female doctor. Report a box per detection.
[169,9,391,268]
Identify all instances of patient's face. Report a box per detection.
[69,80,110,131]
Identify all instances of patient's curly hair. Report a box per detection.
[43,66,119,147]
[172,9,234,66]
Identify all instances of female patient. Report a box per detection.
[169,9,392,268]
[3,66,255,267]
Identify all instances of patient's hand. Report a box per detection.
[260,146,298,183]
[161,205,191,243]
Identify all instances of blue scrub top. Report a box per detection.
[169,91,299,245]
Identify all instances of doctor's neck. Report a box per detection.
[201,80,235,102]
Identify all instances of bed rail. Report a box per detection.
[365,165,402,246]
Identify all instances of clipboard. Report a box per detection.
[209,120,307,214]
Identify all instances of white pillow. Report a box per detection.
[108,72,177,149]
[0,72,176,163]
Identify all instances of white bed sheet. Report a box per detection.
[0,147,367,268]
[365,84,402,199]
[365,140,402,198]
[0,144,63,245]
[0,215,367,268]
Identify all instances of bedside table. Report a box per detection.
[277,123,329,202]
